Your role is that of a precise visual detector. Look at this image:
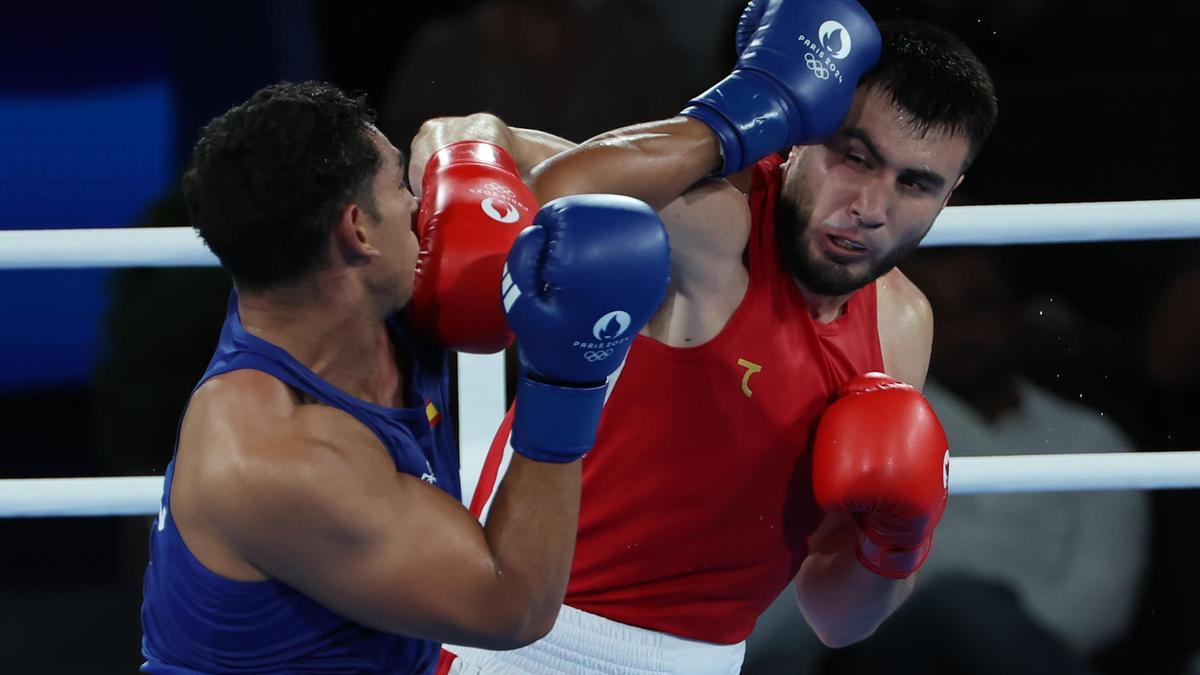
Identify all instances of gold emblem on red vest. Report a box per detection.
[737,358,762,397]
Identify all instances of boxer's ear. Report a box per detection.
[334,203,380,265]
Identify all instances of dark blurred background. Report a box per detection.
[0,0,1196,672]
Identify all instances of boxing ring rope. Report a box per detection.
[2,197,1199,518]
[1,199,1199,270]
[4,452,1200,519]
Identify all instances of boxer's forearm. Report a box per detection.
[472,455,582,648]
[509,127,576,174]
[531,117,722,211]
[794,513,915,648]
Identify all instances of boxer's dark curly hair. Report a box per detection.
[862,20,999,169]
[184,81,382,291]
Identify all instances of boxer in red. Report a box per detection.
[413,7,997,673]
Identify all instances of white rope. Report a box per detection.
[949,451,1200,494]
[0,476,163,518]
[922,199,1200,246]
[2,452,1198,518]
[0,199,1197,269]
[0,227,216,269]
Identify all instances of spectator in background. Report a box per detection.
[817,246,1149,675]
[1141,244,1200,437]
[378,0,687,147]
[606,0,746,92]
[1120,243,1200,675]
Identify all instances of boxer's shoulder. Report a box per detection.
[878,267,932,325]
[184,370,388,475]
[877,267,932,388]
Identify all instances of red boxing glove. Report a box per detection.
[812,372,950,579]
[404,141,536,353]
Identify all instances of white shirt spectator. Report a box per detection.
[922,378,1150,653]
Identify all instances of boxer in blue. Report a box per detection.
[139,81,669,674]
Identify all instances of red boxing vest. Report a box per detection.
[468,156,886,644]
[563,156,885,643]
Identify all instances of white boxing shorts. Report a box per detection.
[442,604,745,675]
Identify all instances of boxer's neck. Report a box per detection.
[795,280,852,324]
[236,279,406,408]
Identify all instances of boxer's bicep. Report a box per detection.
[211,412,530,647]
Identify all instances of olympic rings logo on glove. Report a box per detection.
[805,52,830,80]
[584,348,614,362]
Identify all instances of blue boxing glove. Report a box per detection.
[683,0,882,175]
[734,0,769,56]
[501,195,670,463]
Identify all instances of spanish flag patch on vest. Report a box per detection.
[425,400,441,427]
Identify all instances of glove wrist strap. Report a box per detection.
[511,376,607,463]
[855,531,933,580]
[681,70,797,175]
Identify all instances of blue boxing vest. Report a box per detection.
[140,294,460,674]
